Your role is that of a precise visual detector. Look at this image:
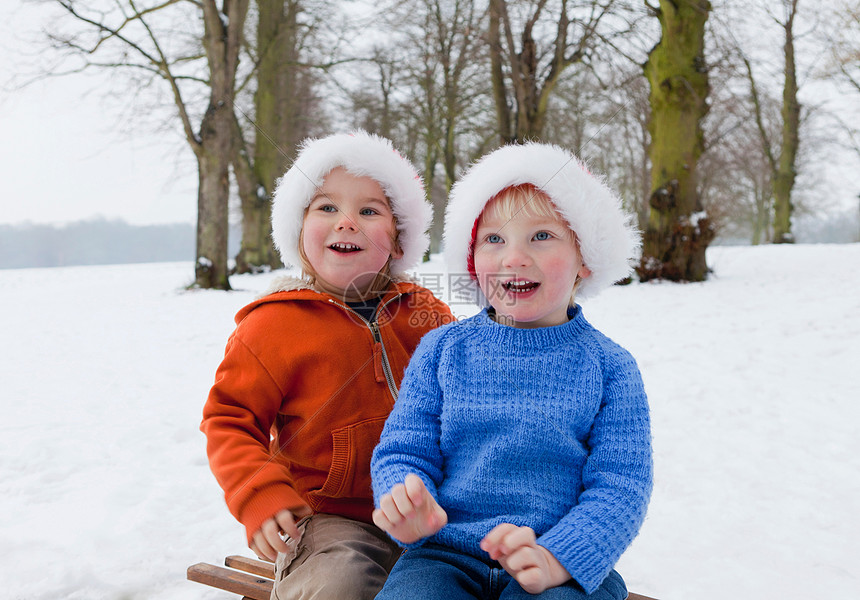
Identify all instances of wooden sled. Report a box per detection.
[188,555,274,599]
[187,555,658,600]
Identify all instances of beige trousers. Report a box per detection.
[271,514,401,600]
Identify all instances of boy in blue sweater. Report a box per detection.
[370,143,652,599]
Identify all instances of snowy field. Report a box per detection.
[1,243,859,600]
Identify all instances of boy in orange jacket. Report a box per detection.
[202,131,453,600]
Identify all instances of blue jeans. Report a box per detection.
[375,543,627,600]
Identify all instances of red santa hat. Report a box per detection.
[444,142,640,303]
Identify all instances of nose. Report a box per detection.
[501,241,532,269]
[335,213,358,231]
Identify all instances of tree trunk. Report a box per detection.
[751,178,771,245]
[232,114,275,274]
[424,149,444,256]
[193,0,249,290]
[772,0,800,244]
[489,0,514,144]
[195,116,233,290]
[638,0,714,283]
[235,0,306,273]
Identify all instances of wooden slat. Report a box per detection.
[187,562,273,600]
[225,555,276,579]
[189,558,658,600]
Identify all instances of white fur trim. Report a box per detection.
[261,275,314,297]
[271,130,431,274]
[258,273,419,299]
[443,143,640,302]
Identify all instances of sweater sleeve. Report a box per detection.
[201,329,308,543]
[371,328,447,520]
[537,349,653,594]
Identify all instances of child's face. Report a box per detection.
[474,197,591,329]
[301,167,402,300]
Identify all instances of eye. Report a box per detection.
[485,233,503,244]
[319,204,337,213]
[359,207,379,216]
[533,231,552,241]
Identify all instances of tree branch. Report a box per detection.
[741,53,777,176]
[129,0,201,151]
[88,0,185,52]
[53,0,203,153]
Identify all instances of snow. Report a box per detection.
[1,244,859,600]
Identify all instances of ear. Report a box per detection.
[578,265,592,279]
[390,240,404,260]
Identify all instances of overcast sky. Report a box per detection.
[0,2,197,227]
[2,1,858,228]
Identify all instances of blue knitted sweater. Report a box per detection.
[371,307,652,594]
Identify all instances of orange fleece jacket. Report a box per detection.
[202,278,454,542]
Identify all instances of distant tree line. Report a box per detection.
[0,220,194,269]
[40,0,858,288]
[2,207,852,271]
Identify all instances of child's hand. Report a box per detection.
[480,524,571,594]
[372,473,447,544]
[249,508,306,562]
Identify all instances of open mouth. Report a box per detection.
[503,279,540,293]
[329,242,362,253]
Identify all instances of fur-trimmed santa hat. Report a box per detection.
[271,130,431,275]
[443,142,640,302]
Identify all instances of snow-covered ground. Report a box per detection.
[1,244,858,600]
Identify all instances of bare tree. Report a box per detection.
[540,64,650,231]
[487,0,634,144]
[346,47,403,139]
[823,0,860,94]
[339,0,493,254]
[739,0,801,244]
[233,0,326,273]
[638,0,714,283]
[702,0,835,245]
[699,104,777,244]
[196,0,249,288]
[46,0,249,290]
[396,0,492,251]
[693,30,776,245]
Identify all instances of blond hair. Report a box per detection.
[479,184,587,303]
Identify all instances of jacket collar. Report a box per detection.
[236,273,422,323]
[260,272,419,295]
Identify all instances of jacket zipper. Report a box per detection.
[327,295,406,402]
[368,320,399,401]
